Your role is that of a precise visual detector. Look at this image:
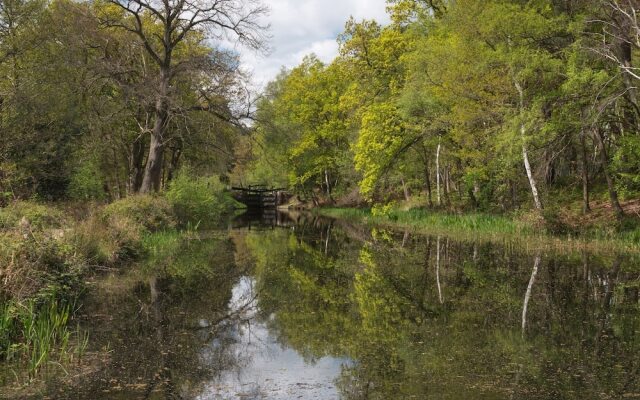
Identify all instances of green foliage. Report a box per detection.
[67,158,106,201]
[165,168,236,226]
[0,201,65,230]
[0,0,249,202]
[0,295,89,379]
[371,202,397,219]
[244,56,357,200]
[322,207,523,237]
[354,104,406,199]
[541,206,575,235]
[241,0,639,231]
[613,136,640,196]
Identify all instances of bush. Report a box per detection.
[541,207,575,235]
[371,202,397,220]
[0,228,81,302]
[165,168,236,226]
[103,195,176,233]
[71,212,144,265]
[67,159,106,201]
[0,201,65,230]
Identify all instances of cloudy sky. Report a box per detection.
[241,0,390,87]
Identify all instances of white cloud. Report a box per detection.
[240,0,390,87]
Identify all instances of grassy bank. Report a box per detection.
[317,207,640,254]
[0,172,239,381]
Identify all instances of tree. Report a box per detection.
[97,0,268,192]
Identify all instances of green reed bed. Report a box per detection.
[0,298,88,380]
[317,207,640,254]
[319,208,525,235]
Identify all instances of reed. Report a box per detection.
[0,298,81,379]
[318,207,640,254]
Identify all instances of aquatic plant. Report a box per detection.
[0,297,83,379]
[318,207,640,253]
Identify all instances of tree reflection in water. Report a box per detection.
[19,214,640,400]
[241,217,640,400]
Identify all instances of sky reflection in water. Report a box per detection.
[197,276,348,400]
[4,212,639,400]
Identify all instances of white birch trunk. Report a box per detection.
[522,254,541,336]
[324,169,331,197]
[514,79,543,210]
[436,138,441,206]
[436,236,443,304]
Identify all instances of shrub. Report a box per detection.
[0,227,82,303]
[67,159,106,201]
[541,207,575,235]
[71,212,144,265]
[612,136,640,196]
[103,195,176,233]
[0,201,65,230]
[165,168,236,226]
[371,202,397,220]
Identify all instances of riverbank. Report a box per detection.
[317,207,640,254]
[0,174,239,383]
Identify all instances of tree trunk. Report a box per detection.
[522,139,542,210]
[579,131,591,213]
[592,127,624,217]
[473,181,481,207]
[443,165,451,207]
[469,185,478,209]
[324,169,334,203]
[167,144,182,183]
[436,139,441,206]
[514,79,543,210]
[511,179,518,210]
[424,163,433,208]
[401,177,410,201]
[419,144,434,208]
[140,69,170,193]
[522,253,541,336]
[140,132,165,193]
[129,135,146,194]
[112,147,123,199]
[619,41,640,127]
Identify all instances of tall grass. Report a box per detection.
[318,207,640,253]
[321,208,525,235]
[0,298,86,379]
[103,195,176,233]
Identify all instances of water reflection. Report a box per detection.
[231,209,297,229]
[4,213,639,399]
[197,277,347,399]
[241,220,640,400]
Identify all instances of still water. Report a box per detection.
[4,212,640,399]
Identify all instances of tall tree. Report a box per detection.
[97,0,268,192]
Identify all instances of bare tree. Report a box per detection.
[97,0,268,192]
[589,0,640,120]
